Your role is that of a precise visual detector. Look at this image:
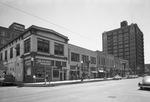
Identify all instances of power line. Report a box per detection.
[0,2,100,45]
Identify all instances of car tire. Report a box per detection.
[140,87,143,90]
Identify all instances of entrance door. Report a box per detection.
[60,72,62,81]
[64,71,66,80]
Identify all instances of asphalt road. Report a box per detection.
[0,77,150,102]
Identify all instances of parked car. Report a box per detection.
[0,75,15,86]
[138,75,150,89]
[113,75,122,80]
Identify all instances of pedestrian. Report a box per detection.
[45,74,50,85]
[33,75,36,83]
[88,74,90,80]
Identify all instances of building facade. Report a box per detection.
[0,22,25,48]
[0,25,69,82]
[0,24,129,83]
[96,51,128,78]
[68,44,98,79]
[102,21,144,75]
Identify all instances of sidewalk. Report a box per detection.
[19,78,113,87]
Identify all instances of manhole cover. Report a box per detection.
[108,96,117,98]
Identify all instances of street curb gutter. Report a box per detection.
[19,78,113,87]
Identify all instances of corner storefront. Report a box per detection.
[23,53,68,83]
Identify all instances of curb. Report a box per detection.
[21,78,113,87]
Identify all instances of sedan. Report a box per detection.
[138,75,150,89]
[113,75,122,80]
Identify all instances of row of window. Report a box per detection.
[0,38,64,61]
[107,29,129,36]
[71,52,96,64]
[0,31,7,37]
[0,44,20,60]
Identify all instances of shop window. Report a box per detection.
[71,52,80,62]
[10,47,13,59]
[26,67,31,76]
[24,38,30,53]
[53,70,59,78]
[54,43,64,56]
[35,68,45,78]
[37,38,49,53]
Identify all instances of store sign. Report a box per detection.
[36,59,51,66]
[70,65,76,71]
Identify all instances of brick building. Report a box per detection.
[102,21,144,75]
[0,22,25,48]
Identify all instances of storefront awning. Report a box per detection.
[98,70,106,73]
[91,71,98,73]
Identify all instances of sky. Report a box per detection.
[0,0,150,63]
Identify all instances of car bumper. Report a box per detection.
[138,83,150,88]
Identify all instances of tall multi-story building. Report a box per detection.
[102,21,145,75]
[0,22,25,48]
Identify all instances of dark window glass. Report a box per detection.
[71,52,80,62]
[82,55,89,63]
[53,70,59,78]
[56,61,61,68]
[5,50,7,60]
[10,47,13,59]
[54,43,64,56]
[35,67,45,78]
[91,57,96,64]
[16,44,20,56]
[0,53,2,60]
[24,39,30,53]
[37,38,49,53]
[62,62,66,67]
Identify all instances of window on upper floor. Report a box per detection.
[98,57,101,64]
[90,57,96,64]
[0,53,2,61]
[1,31,6,37]
[55,61,61,68]
[54,43,64,56]
[16,44,20,56]
[24,38,30,53]
[82,55,89,63]
[37,38,49,53]
[1,39,7,44]
[10,47,13,59]
[62,62,66,67]
[5,50,7,60]
[101,57,105,65]
[71,52,80,62]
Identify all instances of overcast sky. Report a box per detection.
[0,0,150,63]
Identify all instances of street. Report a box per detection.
[0,77,149,102]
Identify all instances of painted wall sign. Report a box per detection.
[36,58,51,66]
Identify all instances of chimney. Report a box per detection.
[120,21,128,28]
